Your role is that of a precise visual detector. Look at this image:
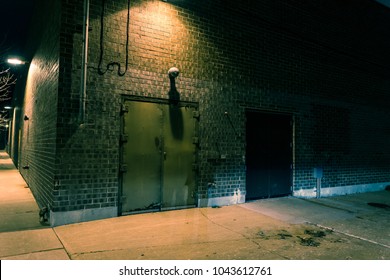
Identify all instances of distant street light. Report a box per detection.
[7,58,27,65]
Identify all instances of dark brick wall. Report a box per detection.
[19,0,61,209]
[19,0,390,215]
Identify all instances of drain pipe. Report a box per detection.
[79,0,90,125]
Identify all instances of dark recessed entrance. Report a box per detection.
[246,111,293,200]
[120,98,198,214]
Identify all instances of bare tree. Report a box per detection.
[0,34,17,128]
[0,69,15,101]
[0,69,15,127]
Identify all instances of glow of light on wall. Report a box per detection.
[129,1,189,58]
[23,61,39,118]
[94,0,217,82]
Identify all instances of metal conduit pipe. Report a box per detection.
[79,0,90,125]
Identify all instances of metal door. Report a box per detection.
[161,104,197,209]
[121,100,197,214]
[121,101,162,213]
[246,111,292,200]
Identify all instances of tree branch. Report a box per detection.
[0,69,16,101]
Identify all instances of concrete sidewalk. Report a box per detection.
[0,151,389,260]
[0,151,66,259]
[0,151,48,233]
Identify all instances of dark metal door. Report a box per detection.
[246,111,292,200]
[121,100,197,214]
[161,104,197,209]
[121,102,162,213]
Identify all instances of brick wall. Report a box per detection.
[49,0,120,214]
[59,0,390,205]
[19,0,61,210]
[19,0,390,222]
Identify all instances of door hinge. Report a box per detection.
[192,137,199,145]
[120,133,128,143]
[193,111,200,119]
[120,164,128,173]
[121,104,129,114]
[192,163,199,172]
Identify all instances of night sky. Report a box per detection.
[1,0,35,60]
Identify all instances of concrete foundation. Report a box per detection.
[50,207,117,227]
[198,192,246,208]
[293,182,390,198]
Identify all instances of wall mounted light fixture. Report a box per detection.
[168,67,180,79]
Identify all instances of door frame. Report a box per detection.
[245,109,295,200]
[118,95,199,215]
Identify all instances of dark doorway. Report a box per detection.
[246,111,293,200]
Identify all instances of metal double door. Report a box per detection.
[121,100,198,214]
[246,111,293,199]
